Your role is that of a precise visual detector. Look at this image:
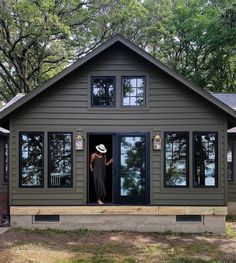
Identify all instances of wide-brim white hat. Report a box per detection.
[96,144,107,153]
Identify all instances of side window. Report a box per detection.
[227,142,234,182]
[164,132,189,187]
[193,132,218,187]
[122,77,145,107]
[4,142,8,183]
[19,132,44,187]
[48,132,73,188]
[91,76,115,107]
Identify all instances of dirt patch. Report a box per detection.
[0,224,236,263]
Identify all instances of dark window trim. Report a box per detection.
[3,142,8,184]
[193,131,218,188]
[48,132,73,188]
[91,76,116,107]
[227,142,234,183]
[164,131,189,188]
[19,132,44,188]
[121,76,146,108]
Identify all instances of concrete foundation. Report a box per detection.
[10,214,226,233]
[228,202,236,215]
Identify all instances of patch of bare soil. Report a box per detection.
[0,224,236,263]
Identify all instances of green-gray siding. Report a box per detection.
[9,44,227,206]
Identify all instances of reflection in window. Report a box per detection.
[227,143,233,182]
[4,143,8,183]
[20,132,43,187]
[120,136,146,196]
[49,132,72,187]
[91,77,115,106]
[193,132,217,187]
[122,77,145,106]
[164,132,188,187]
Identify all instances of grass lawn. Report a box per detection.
[0,217,236,263]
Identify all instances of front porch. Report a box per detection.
[10,206,227,233]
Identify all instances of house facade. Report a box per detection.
[0,128,9,225]
[213,93,236,215]
[0,35,235,233]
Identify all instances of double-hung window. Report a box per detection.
[193,132,218,187]
[48,132,73,188]
[19,132,44,187]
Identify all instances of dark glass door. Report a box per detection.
[115,133,149,204]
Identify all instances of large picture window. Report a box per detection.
[164,132,189,187]
[122,77,145,106]
[193,132,218,187]
[19,132,44,187]
[91,76,115,107]
[48,132,73,187]
[4,142,8,183]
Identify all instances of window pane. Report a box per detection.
[20,133,43,187]
[193,133,217,187]
[92,77,115,106]
[227,143,233,182]
[122,77,145,106]
[120,136,146,196]
[165,133,188,187]
[49,133,72,187]
[4,143,8,183]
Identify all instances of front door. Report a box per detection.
[115,133,149,204]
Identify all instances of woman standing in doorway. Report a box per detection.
[90,144,113,205]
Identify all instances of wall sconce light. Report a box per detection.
[153,134,161,150]
[75,133,84,150]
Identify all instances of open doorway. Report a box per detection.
[88,134,113,204]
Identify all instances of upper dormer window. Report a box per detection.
[122,77,145,107]
[91,77,115,107]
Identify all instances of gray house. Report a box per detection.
[0,35,236,233]
[0,127,9,225]
[213,93,236,215]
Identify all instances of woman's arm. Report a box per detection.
[105,157,113,166]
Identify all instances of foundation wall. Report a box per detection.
[228,202,236,215]
[10,206,227,233]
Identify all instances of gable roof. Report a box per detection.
[212,93,236,111]
[0,34,236,125]
[212,93,236,133]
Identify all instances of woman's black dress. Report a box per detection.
[93,155,106,200]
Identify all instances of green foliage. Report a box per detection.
[0,0,235,101]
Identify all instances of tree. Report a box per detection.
[142,0,236,92]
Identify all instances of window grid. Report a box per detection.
[122,77,145,106]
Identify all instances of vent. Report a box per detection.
[33,215,60,223]
[176,215,202,222]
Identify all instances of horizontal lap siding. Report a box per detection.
[9,44,227,206]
